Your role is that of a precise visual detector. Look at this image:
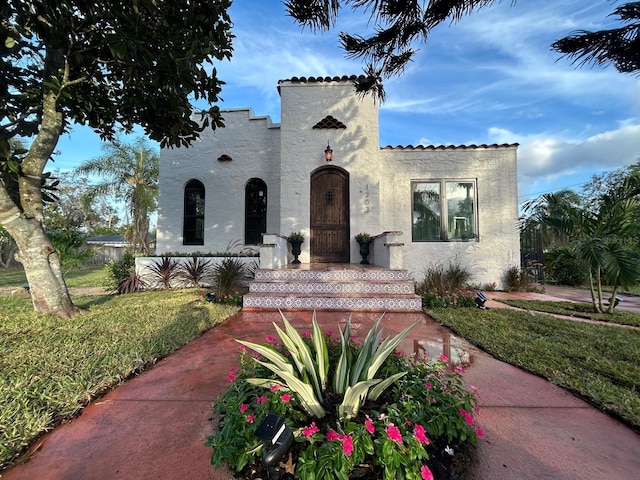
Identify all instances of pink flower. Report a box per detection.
[439,354,449,363]
[325,429,340,442]
[386,423,403,444]
[302,422,319,439]
[238,344,247,351]
[281,393,291,403]
[302,331,312,338]
[413,424,430,445]
[266,336,276,343]
[365,415,375,434]
[476,427,484,437]
[256,395,268,404]
[340,434,354,456]
[246,413,255,423]
[425,382,433,390]
[325,330,333,337]
[470,384,479,395]
[227,368,237,382]
[239,403,248,413]
[420,465,434,480]
[459,408,474,425]
[270,384,282,392]
[453,365,466,375]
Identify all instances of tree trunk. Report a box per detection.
[9,214,77,318]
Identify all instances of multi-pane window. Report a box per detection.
[412,180,477,241]
[183,180,205,245]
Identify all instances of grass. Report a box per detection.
[428,307,640,432]
[0,290,239,471]
[0,265,106,289]
[498,299,640,327]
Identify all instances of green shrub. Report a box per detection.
[213,257,247,299]
[422,290,476,309]
[103,251,136,290]
[545,249,588,286]
[417,260,472,295]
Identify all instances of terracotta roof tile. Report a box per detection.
[380,143,519,150]
[278,75,367,84]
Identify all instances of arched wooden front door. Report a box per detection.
[310,167,349,262]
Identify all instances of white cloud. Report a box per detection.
[489,122,640,200]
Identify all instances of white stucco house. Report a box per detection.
[156,75,519,289]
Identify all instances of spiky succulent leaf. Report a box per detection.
[311,312,329,390]
[368,372,407,400]
[339,379,381,419]
[334,322,350,394]
[236,340,294,375]
[365,321,420,380]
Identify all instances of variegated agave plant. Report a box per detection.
[237,311,419,420]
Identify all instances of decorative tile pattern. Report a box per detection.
[245,266,422,312]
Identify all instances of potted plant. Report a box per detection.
[288,232,304,264]
[355,232,372,264]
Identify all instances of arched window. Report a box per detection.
[183,180,205,245]
[245,178,267,245]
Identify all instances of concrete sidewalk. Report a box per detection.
[2,306,640,479]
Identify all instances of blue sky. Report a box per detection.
[55,0,640,207]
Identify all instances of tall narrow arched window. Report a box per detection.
[183,180,205,245]
[245,178,267,245]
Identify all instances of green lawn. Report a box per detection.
[0,265,106,289]
[0,291,239,471]
[497,299,640,327]
[429,306,640,432]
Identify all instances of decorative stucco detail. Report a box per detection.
[312,115,347,129]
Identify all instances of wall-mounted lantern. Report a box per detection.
[324,142,333,162]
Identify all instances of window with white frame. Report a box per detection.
[412,180,477,241]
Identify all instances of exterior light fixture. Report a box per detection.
[255,413,294,479]
[324,142,333,162]
[475,291,488,309]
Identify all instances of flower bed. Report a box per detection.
[207,313,481,479]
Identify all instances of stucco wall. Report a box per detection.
[156,77,520,288]
[278,80,381,263]
[156,108,280,254]
[376,146,520,288]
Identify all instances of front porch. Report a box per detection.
[242,262,422,312]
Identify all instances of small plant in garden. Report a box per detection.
[145,256,180,290]
[355,232,371,242]
[421,290,476,309]
[103,251,146,293]
[207,312,480,479]
[213,257,247,299]
[178,255,213,288]
[288,232,304,242]
[416,260,475,309]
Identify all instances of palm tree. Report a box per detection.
[523,178,640,313]
[74,137,158,254]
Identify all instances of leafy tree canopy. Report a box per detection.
[552,2,640,74]
[1,0,233,153]
[284,1,640,98]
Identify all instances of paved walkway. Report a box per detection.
[2,292,640,479]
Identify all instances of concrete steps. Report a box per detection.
[243,265,422,312]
